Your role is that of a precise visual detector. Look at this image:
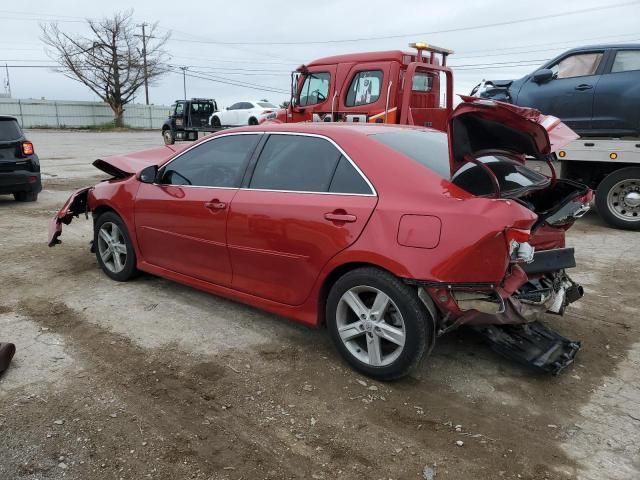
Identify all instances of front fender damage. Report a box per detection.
[48,187,92,247]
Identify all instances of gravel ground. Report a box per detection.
[0,129,638,480]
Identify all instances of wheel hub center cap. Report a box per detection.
[363,319,374,332]
[624,191,640,208]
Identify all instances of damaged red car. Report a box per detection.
[49,98,592,380]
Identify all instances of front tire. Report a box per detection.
[94,212,139,281]
[248,117,258,126]
[595,167,640,230]
[326,267,434,380]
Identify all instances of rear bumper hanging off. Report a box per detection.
[471,320,581,375]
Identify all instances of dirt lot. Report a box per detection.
[1,129,638,480]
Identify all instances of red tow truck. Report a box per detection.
[273,42,454,132]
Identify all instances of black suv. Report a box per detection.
[0,116,41,202]
[471,44,640,137]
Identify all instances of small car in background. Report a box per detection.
[0,115,41,202]
[210,100,278,127]
[49,99,592,380]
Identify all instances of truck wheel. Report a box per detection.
[595,167,640,230]
[162,128,175,145]
[326,267,434,380]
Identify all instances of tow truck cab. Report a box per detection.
[276,43,454,132]
[162,98,219,145]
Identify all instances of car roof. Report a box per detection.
[228,122,441,137]
[0,115,19,121]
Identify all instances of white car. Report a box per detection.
[209,100,278,127]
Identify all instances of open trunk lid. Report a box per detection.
[93,144,186,178]
[448,96,579,174]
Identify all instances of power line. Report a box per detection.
[168,67,288,95]
[166,2,640,46]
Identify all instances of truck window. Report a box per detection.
[299,72,330,107]
[549,52,603,79]
[412,72,433,92]
[345,70,383,107]
[175,103,185,116]
[611,50,640,73]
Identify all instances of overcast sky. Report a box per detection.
[1,0,639,108]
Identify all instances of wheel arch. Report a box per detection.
[316,261,410,327]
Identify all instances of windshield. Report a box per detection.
[452,154,549,197]
[257,102,276,108]
[369,129,451,178]
[0,118,22,141]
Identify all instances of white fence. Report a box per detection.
[0,98,169,129]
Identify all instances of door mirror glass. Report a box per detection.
[532,69,554,84]
[139,165,158,184]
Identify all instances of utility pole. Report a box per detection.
[4,64,11,98]
[136,23,149,105]
[180,66,188,100]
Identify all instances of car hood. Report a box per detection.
[448,96,579,174]
[93,144,187,178]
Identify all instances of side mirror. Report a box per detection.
[139,165,158,184]
[532,69,554,84]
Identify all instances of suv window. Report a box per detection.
[0,118,23,141]
[345,70,383,107]
[329,156,372,194]
[298,72,330,107]
[611,50,640,73]
[550,52,603,79]
[250,135,341,192]
[161,134,259,187]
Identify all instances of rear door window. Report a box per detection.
[611,50,640,73]
[161,134,260,187]
[249,135,341,192]
[0,118,22,141]
[329,156,372,194]
[345,70,383,106]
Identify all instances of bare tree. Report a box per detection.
[41,11,170,127]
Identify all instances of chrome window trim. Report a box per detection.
[156,131,378,197]
[248,131,377,197]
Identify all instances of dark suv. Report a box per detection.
[471,44,640,137]
[0,116,41,202]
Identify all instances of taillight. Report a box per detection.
[22,142,34,156]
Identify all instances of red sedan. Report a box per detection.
[50,99,592,380]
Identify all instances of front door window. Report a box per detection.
[298,72,330,107]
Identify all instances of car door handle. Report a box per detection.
[204,200,227,210]
[575,84,593,91]
[324,211,357,223]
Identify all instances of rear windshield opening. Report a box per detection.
[0,118,23,141]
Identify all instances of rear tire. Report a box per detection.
[326,267,434,380]
[595,167,640,230]
[248,117,258,126]
[162,128,175,145]
[14,191,38,202]
[94,212,139,282]
[212,116,221,128]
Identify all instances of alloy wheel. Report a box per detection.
[336,286,406,367]
[97,222,128,273]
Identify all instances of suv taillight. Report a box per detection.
[22,142,34,156]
